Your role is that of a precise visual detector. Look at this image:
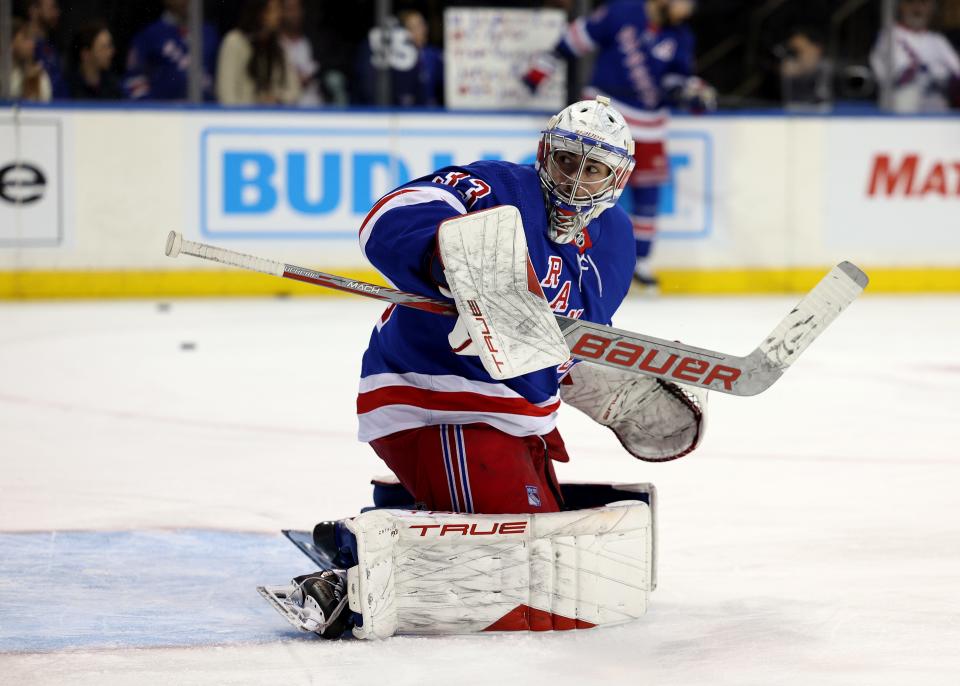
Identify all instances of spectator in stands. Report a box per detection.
[125,0,220,101]
[354,10,443,106]
[870,0,960,112]
[69,21,123,100]
[9,17,52,101]
[216,0,301,106]
[778,26,832,109]
[280,0,322,106]
[18,0,66,98]
[399,10,444,106]
[943,0,960,47]
[310,5,356,105]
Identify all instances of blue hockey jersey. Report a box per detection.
[354,42,444,107]
[557,1,694,121]
[124,12,219,101]
[356,160,635,442]
[34,38,67,99]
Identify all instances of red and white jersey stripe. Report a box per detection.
[564,16,598,57]
[440,423,474,513]
[357,372,560,442]
[630,217,656,239]
[359,186,467,262]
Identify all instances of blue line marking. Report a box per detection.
[0,530,316,652]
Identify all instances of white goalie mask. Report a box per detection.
[536,96,636,245]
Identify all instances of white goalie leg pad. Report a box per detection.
[438,205,570,380]
[343,501,653,639]
[561,362,708,462]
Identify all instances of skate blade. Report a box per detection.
[257,584,349,637]
[257,584,316,633]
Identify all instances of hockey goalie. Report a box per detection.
[259,97,707,639]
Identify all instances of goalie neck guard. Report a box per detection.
[536,96,636,246]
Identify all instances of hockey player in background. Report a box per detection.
[124,0,220,101]
[870,0,960,113]
[276,97,707,639]
[524,0,715,290]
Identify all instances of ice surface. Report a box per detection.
[0,530,307,652]
[1,295,958,685]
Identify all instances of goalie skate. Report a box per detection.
[257,570,349,639]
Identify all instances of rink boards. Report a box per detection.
[1,105,958,297]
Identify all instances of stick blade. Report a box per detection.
[757,261,868,371]
[837,260,869,289]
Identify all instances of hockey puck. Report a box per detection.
[157,302,171,313]
[180,341,196,351]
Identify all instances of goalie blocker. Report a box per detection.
[436,205,570,381]
[259,481,657,639]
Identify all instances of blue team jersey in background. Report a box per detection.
[356,160,635,442]
[124,13,219,101]
[34,39,67,99]
[354,43,444,106]
[558,0,695,112]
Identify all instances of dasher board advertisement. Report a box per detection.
[194,113,713,242]
[825,119,960,262]
[0,118,64,247]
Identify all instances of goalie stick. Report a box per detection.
[164,231,867,396]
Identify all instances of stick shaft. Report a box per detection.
[168,232,455,316]
[164,232,866,396]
